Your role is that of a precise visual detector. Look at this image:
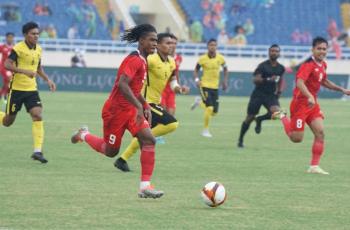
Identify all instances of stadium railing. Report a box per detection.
[1,37,349,60]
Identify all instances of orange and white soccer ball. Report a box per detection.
[201,182,226,207]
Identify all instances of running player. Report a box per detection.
[0,22,56,163]
[161,34,183,115]
[71,24,164,198]
[238,44,285,148]
[114,32,189,172]
[191,38,228,137]
[274,37,350,174]
[0,32,14,105]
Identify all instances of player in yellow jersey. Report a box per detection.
[0,22,56,163]
[192,38,228,137]
[114,33,189,172]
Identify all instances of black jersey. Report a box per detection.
[253,60,285,94]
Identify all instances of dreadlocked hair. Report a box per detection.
[121,24,157,43]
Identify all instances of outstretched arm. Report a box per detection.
[222,65,228,91]
[322,79,350,95]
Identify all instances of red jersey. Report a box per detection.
[293,57,327,101]
[0,43,13,68]
[107,51,147,111]
[174,54,182,80]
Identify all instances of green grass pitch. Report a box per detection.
[1,92,350,229]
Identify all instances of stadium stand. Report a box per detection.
[177,0,343,45]
[0,0,111,40]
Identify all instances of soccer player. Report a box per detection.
[71,24,164,198]
[0,22,56,163]
[0,32,15,105]
[114,32,189,172]
[238,44,285,148]
[192,38,228,137]
[160,34,183,116]
[274,37,350,174]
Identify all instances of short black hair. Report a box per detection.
[121,24,157,43]
[22,22,39,34]
[157,33,172,43]
[5,32,14,37]
[207,38,217,45]
[312,36,328,47]
[169,33,178,40]
[269,44,280,50]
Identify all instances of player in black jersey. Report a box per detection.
[238,44,285,148]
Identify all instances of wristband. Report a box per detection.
[195,78,200,83]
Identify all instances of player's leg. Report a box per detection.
[135,127,164,198]
[1,89,19,127]
[202,88,215,137]
[255,95,280,134]
[116,105,178,172]
[307,116,328,175]
[238,94,261,147]
[166,90,176,116]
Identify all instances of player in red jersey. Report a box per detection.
[71,24,164,198]
[273,37,350,175]
[160,34,182,116]
[0,32,14,104]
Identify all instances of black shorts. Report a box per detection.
[247,90,279,115]
[6,90,42,115]
[200,87,219,113]
[149,103,177,128]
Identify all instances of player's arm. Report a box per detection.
[4,50,36,78]
[169,72,189,94]
[137,94,152,125]
[222,63,228,91]
[118,75,144,125]
[322,79,350,95]
[276,74,284,97]
[253,73,264,85]
[296,78,315,106]
[37,62,56,92]
[193,63,201,87]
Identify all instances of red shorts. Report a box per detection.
[290,99,324,132]
[161,85,176,109]
[102,100,150,148]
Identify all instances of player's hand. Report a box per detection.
[136,107,144,126]
[341,88,350,96]
[196,80,201,88]
[307,96,316,107]
[47,79,56,92]
[144,108,152,125]
[180,85,190,94]
[23,70,37,78]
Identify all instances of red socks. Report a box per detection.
[311,139,324,166]
[85,134,106,154]
[140,145,155,181]
[281,116,292,137]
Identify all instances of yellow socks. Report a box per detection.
[0,111,5,125]
[120,122,179,161]
[204,106,214,129]
[32,121,44,152]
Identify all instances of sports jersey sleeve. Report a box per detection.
[253,63,264,76]
[8,49,18,62]
[296,63,313,81]
[121,56,142,80]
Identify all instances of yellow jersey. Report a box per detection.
[143,53,176,104]
[9,41,42,91]
[197,53,226,89]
